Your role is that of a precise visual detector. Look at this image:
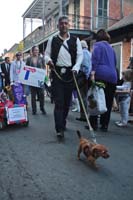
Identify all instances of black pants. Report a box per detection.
[78,82,88,119]
[52,69,74,132]
[89,82,116,129]
[30,86,44,113]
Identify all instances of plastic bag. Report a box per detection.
[87,84,107,116]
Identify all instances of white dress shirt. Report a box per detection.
[6,63,9,71]
[10,60,25,83]
[45,32,83,72]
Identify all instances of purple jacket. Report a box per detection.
[92,41,117,84]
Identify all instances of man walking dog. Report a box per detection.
[45,15,83,138]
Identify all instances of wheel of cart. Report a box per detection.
[22,119,29,127]
[0,101,7,130]
[0,120,6,130]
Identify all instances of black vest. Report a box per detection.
[51,35,77,66]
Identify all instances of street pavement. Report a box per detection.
[0,97,133,200]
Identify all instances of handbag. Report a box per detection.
[87,83,107,116]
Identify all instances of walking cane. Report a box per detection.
[73,71,97,143]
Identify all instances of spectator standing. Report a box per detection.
[90,29,117,132]
[76,40,92,121]
[45,15,83,138]
[10,52,25,84]
[115,69,132,127]
[1,57,11,87]
[0,65,2,92]
[26,46,46,115]
[71,89,80,112]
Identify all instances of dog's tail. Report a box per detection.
[77,130,81,138]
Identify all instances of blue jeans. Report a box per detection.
[119,96,131,124]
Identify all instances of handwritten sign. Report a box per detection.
[6,105,28,124]
[19,66,46,88]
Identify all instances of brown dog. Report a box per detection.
[77,130,109,166]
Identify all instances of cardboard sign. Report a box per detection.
[6,105,28,125]
[19,66,45,88]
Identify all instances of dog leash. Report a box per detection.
[73,71,97,144]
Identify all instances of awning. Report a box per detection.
[108,13,133,32]
[22,0,61,19]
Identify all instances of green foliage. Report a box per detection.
[91,81,105,88]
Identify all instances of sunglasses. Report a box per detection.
[16,54,22,56]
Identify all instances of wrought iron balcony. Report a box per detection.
[23,14,118,52]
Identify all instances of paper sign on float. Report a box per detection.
[19,66,46,88]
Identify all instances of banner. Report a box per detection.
[19,66,46,88]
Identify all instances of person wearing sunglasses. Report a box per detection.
[10,52,25,85]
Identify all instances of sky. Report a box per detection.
[0,0,36,55]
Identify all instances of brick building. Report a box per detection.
[21,0,133,75]
[108,13,133,76]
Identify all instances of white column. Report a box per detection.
[59,0,62,16]
[42,0,45,52]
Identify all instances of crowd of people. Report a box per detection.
[0,15,132,139]
[44,15,132,138]
[0,48,47,115]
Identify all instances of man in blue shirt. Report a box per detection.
[76,40,92,121]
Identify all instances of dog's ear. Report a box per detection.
[92,144,109,158]
[91,145,99,158]
[91,144,106,156]
[92,144,108,151]
[91,144,100,152]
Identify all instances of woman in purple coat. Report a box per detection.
[89,29,117,132]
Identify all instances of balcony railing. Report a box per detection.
[23,14,119,51]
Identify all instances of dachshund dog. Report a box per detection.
[77,130,109,166]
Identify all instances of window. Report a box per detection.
[97,0,108,29]
[74,0,80,29]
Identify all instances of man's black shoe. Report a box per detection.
[41,109,46,115]
[63,127,67,131]
[32,111,36,115]
[85,125,98,131]
[85,125,90,130]
[100,126,108,132]
[76,117,86,122]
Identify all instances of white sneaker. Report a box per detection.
[116,122,127,127]
[72,108,78,112]
[115,121,121,125]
